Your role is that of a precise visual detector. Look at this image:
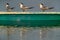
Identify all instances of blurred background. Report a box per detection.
[0,0,60,12]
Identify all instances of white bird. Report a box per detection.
[19,2,34,12]
[40,3,54,12]
[6,3,14,12]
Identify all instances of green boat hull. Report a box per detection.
[0,14,60,27]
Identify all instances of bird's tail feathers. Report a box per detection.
[49,7,54,9]
[11,7,14,9]
[28,7,34,9]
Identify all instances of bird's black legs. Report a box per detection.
[22,10,25,12]
[42,10,45,12]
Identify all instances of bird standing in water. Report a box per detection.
[6,3,14,12]
[19,2,34,12]
[40,3,54,12]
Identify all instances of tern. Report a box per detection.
[6,3,14,12]
[40,3,54,12]
[19,2,34,12]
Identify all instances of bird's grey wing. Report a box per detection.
[24,6,29,9]
[7,6,11,9]
[43,5,49,9]
[43,5,47,8]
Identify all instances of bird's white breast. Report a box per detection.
[6,5,9,8]
[40,4,43,8]
[20,4,23,8]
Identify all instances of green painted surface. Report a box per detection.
[0,14,60,27]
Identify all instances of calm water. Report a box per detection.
[0,27,60,40]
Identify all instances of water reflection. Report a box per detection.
[0,27,60,40]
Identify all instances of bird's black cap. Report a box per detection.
[6,3,9,5]
[20,2,23,4]
[40,3,44,5]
